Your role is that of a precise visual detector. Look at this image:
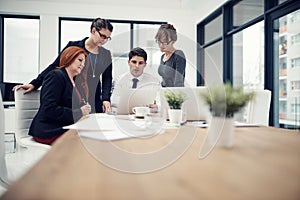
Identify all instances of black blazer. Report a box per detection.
[30,37,113,113]
[29,68,83,139]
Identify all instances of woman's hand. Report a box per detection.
[81,103,91,116]
[102,101,111,113]
[13,84,35,94]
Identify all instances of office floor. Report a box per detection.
[0,141,47,197]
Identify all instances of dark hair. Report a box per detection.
[90,18,113,33]
[128,47,147,62]
[155,23,177,42]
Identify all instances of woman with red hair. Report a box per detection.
[28,46,91,145]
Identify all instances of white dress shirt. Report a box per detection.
[111,72,160,108]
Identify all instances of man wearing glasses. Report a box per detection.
[14,18,113,113]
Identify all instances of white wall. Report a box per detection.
[0,0,227,86]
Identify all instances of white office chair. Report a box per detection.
[14,89,51,150]
[0,90,10,187]
[247,89,272,126]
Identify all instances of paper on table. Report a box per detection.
[186,121,208,128]
[63,113,165,141]
[63,113,116,130]
[186,120,259,128]
[234,121,260,127]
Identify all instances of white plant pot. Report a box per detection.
[168,109,182,125]
[207,116,234,148]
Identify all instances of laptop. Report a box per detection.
[160,87,209,121]
[114,87,159,115]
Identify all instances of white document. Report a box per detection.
[186,120,259,128]
[233,121,260,127]
[63,113,165,141]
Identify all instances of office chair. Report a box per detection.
[14,89,51,150]
[247,89,272,126]
[0,90,10,187]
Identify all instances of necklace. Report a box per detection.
[163,51,174,62]
[89,53,98,78]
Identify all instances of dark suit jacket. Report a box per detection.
[29,68,83,139]
[30,37,113,113]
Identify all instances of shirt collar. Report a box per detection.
[130,73,144,81]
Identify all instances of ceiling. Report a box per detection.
[20,0,227,11]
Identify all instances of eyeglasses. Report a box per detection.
[97,31,111,41]
[130,60,146,65]
[156,40,172,46]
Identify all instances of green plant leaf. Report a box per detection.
[164,91,187,109]
[199,82,255,117]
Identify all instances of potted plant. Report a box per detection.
[164,91,187,125]
[200,82,255,147]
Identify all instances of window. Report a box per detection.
[104,23,131,80]
[279,57,287,76]
[233,21,264,89]
[279,35,287,55]
[291,80,300,90]
[197,11,223,86]
[291,103,300,114]
[279,0,289,4]
[275,8,300,128]
[1,16,39,84]
[204,41,223,85]
[290,10,300,23]
[197,0,300,128]
[279,58,287,69]
[133,24,162,82]
[291,33,300,45]
[60,20,91,50]
[205,14,222,43]
[59,18,165,84]
[291,57,300,68]
[279,17,287,33]
[279,79,287,98]
[279,101,287,119]
[233,0,264,27]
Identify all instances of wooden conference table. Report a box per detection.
[1,123,300,200]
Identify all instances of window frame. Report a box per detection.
[197,0,300,127]
[58,17,166,54]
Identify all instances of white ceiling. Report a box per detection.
[20,0,227,11]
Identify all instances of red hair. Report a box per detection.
[57,46,89,101]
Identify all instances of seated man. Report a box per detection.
[111,47,160,113]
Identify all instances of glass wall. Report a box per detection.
[59,18,164,84]
[103,23,131,80]
[204,15,222,43]
[1,16,39,84]
[197,10,223,85]
[60,20,91,49]
[133,24,162,82]
[204,42,223,85]
[233,21,264,89]
[197,0,300,129]
[233,0,264,27]
[275,9,300,129]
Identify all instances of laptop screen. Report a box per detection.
[114,87,159,115]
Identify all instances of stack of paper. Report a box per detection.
[63,114,165,141]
